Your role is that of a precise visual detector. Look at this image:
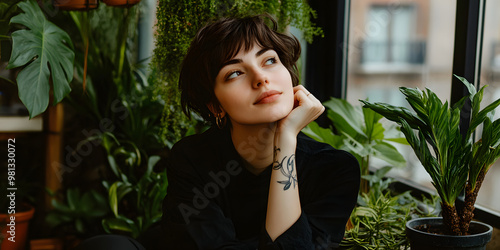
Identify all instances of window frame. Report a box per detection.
[305,0,500,228]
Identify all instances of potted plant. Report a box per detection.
[0,203,35,250]
[361,75,499,249]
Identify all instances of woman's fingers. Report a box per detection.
[293,85,310,96]
[294,86,324,117]
[280,86,324,134]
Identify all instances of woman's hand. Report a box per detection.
[277,85,325,137]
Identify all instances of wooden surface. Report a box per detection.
[44,103,64,208]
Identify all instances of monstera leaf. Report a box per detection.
[7,0,74,118]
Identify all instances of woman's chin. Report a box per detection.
[229,103,294,126]
[268,107,293,122]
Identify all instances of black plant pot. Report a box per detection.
[406,217,493,250]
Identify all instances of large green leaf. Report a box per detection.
[66,187,81,210]
[324,98,366,138]
[302,121,343,148]
[108,181,133,217]
[371,141,406,168]
[102,217,133,233]
[362,106,384,140]
[7,0,74,118]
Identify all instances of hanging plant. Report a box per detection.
[52,0,98,11]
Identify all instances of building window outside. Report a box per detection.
[361,5,425,67]
[345,0,460,204]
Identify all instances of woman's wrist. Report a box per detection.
[275,125,299,145]
[274,135,297,154]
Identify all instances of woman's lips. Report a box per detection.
[254,90,282,104]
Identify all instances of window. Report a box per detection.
[347,0,455,109]
[360,5,425,71]
[477,0,500,214]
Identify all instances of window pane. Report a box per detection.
[478,0,500,213]
[346,1,456,189]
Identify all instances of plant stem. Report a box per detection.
[441,202,462,235]
[460,168,486,235]
[360,156,369,194]
[116,9,130,80]
[83,25,89,90]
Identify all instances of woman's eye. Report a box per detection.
[264,57,277,65]
[227,70,242,80]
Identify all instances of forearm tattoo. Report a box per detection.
[272,146,297,190]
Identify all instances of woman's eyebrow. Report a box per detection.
[256,48,271,57]
[221,48,273,68]
[221,59,242,68]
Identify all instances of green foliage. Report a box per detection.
[231,0,323,43]
[0,0,22,64]
[6,0,74,118]
[46,188,109,236]
[102,155,167,238]
[61,7,169,238]
[0,0,21,34]
[7,1,172,238]
[361,75,500,234]
[457,75,500,191]
[0,0,20,34]
[59,2,171,151]
[302,97,408,192]
[153,0,323,143]
[77,76,168,237]
[340,168,440,250]
[153,0,217,143]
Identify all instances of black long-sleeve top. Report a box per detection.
[161,127,360,249]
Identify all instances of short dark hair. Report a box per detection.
[179,14,301,125]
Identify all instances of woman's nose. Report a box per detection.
[252,69,269,88]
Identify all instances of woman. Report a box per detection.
[162,15,360,249]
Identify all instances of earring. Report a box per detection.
[215,113,226,129]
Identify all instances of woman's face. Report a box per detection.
[213,44,294,126]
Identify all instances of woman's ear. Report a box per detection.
[207,103,226,117]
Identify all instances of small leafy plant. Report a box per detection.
[340,168,440,250]
[46,188,109,236]
[101,154,167,238]
[361,75,500,235]
[302,97,408,193]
